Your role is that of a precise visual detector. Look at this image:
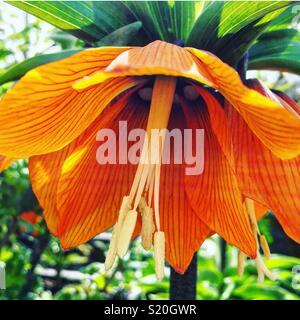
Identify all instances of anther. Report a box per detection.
[154,231,165,281]
[237,250,247,277]
[138,196,147,213]
[255,252,276,282]
[105,196,131,270]
[141,206,155,250]
[117,209,138,257]
[244,198,275,283]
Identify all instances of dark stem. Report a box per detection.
[169,253,197,300]
[236,52,249,83]
[220,238,227,272]
[19,235,49,299]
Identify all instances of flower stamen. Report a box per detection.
[104,195,131,271]
[105,76,176,280]
[117,209,138,257]
[244,198,275,282]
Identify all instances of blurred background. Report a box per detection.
[0,2,300,300]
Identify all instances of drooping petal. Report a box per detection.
[182,98,257,258]
[255,201,269,221]
[29,145,73,235]
[272,89,300,117]
[0,47,140,158]
[194,86,234,168]
[73,40,214,91]
[226,100,300,243]
[56,95,148,248]
[0,155,15,172]
[188,48,300,160]
[29,89,135,237]
[160,108,213,273]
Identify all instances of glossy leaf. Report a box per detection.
[187,1,291,64]
[249,29,300,74]
[267,3,300,31]
[95,21,143,46]
[125,1,204,43]
[8,1,136,43]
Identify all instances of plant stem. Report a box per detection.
[236,52,249,82]
[169,253,197,300]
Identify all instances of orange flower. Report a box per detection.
[20,211,42,225]
[0,40,299,278]
[227,79,300,244]
[20,211,41,237]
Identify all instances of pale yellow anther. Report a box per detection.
[105,229,118,271]
[243,198,275,283]
[255,251,276,283]
[117,210,138,257]
[256,259,265,283]
[138,197,147,213]
[154,231,165,281]
[141,206,155,250]
[119,195,132,217]
[260,235,271,260]
[104,196,131,270]
[237,251,247,277]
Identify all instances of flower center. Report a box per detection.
[105,76,177,280]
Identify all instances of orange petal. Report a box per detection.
[160,108,213,273]
[29,89,135,237]
[255,201,269,221]
[0,47,140,158]
[56,95,148,249]
[227,99,300,243]
[272,89,300,117]
[182,98,257,258]
[29,146,73,235]
[194,86,234,168]
[0,155,15,172]
[188,48,300,160]
[74,40,214,90]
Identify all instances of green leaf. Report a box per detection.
[8,1,136,43]
[267,3,300,31]
[233,283,298,300]
[124,1,204,43]
[0,48,13,59]
[50,30,78,50]
[95,21,143,47]
[0,50,81,86]
[187,1,291,65]
[249,29,300,74]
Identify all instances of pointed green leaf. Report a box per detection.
[95,21,143,47]
[125,1,204,43]
[8,1,136,43]
[249,29,300,75]
[0,50,81,86]
[187,1,291,65]
[267,3,300,31]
